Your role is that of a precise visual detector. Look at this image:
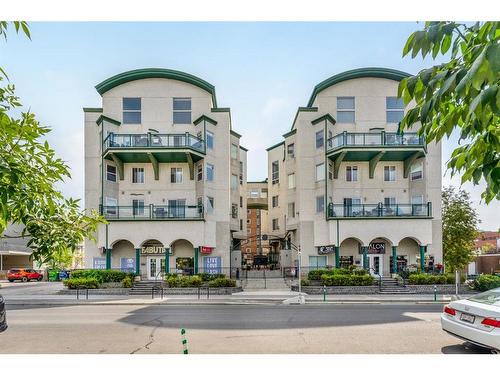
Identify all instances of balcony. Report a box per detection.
[100,204,204,221]
[327,203,432,219]
[103,132,205,180]
[327,202,432,219]
[326,132,426,179]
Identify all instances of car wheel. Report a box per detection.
[21,277,28,282]
[37,276,43,281]
[8,279,14,283]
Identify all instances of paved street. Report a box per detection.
[0,303,493,354]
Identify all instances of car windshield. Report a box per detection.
[468,289,500,306]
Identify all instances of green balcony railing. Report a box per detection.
[99,204,204,220]
[327,202,432,219]
[326,132,424,152]
[103,132,205,153]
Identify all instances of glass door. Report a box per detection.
[148,257,158,280]
[368,255,383,276]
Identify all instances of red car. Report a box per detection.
[7,268,43,282]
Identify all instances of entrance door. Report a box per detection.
[368,254,383,276]
[147,257,164,280]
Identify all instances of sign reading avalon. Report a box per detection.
[358,242,386,254]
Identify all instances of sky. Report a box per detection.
[1,22,498,230]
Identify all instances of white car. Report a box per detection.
[441,288,500,353]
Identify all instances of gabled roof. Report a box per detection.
[307,67,411,107]
[95,68,218,107]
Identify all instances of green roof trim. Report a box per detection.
[307,67,411,107]
[283,129,296,138]
[83,107,103,113]
[95,68,218,107]
[266,141,285,152]
[96,115,121,126]
[311,113,336,125]
[193,115,218,126]
[291,106,318,129]
[211,107,230,112]
[239,145,249,152]
[230,130,242,138]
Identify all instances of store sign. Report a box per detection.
[200,246,214,255]
[141,246,165,255]
[120,257,135,271]
[317,246,336,254]
[203,256,221,274]
[358,242,386,254]
[93,257,106,269]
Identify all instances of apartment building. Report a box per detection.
[84,68,247,279]
[266,67,442,276]
[244,181,273,267]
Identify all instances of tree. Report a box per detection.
[442,186,479,272]
[0,22,106,265]
[399,22,500,203]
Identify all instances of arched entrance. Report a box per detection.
[141,239,165,280]
[367,237,393,276]
[111,239,135,271]
[397,237,422,272]
[339,237,364,269]
[171,239,195,275]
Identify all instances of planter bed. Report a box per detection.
[159,287,243,295]
[293,284,474,295]
[58,288,131,295]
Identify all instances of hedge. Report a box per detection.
[321,274,374,286]
[308,268,362,280]
[166,275,203,288]
[208,278,236,287]
[70,269,131,283]
[198,273,226,282]
[63,277,99,289]
[470,275,500,291]
[408,273,465,285]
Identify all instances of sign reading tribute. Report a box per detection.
[317,246,336,254]
[141,246,165,255]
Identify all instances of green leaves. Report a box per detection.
[400,22,500,204]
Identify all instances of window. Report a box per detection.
[197,163,203,181]
[272,195,279,208]
[231,204,238,219]
[240,219,243,230]
[272,218,279,231]
[316,195,325,213]
[231,174,238,190]
[316,130,324,149]
[239,161,243,185]
[206,130,214,150]
[384,197,396,207]
[132,199,145,216]
[106,164,117,182]
[412,195,424,215]
[316,163,325,181]
[346,166,358,182]
[240,196,243,208]
[288,173,296,189]
[173,98,191,124]
[309,256,327,268]
[123,98,141,124]
[249,190,259,198]
[207,197,215,213]
[206,163,214,182]
[170,167,183,183]
[337,97,355,123]
[410,162,423,180]
[287,143,295,158]
[384,166,396,181]
[386,97,405,123]
[288,202,295,218]
[271,161,279,184]
[105,197,117,216]
[231,144,239,159]
[132,167,144,183]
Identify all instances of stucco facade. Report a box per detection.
[266,68,443,276]
[84,68,247,279]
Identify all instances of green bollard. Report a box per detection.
[323,285,326,302]
[180,328,188,354]
[434,285,437,302]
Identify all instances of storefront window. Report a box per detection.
[339,256,354,268]
[390,255,408,273]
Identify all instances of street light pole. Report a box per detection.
[298,245,301,296]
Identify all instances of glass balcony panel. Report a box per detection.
[365,133,382,145]
[101,205,203,220]
[327,203,430,218]
[104,133,206,153]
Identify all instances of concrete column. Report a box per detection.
[135,248,140,275]
[105,248,111,270]
[165,248,170,274]
[361,246,369,270]
[392,246,398,274]
[334,246,340,268]
[419,245,426,272]
[194,247,199,274]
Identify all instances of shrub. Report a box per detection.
[331,268,351,275]
[470,275,500,291]
[122,276,133,288]
[300,279,310,287]
[64,277,99,289]
[208,278,236,287]
[198,273,226,282]
[408,273,464,285]
[352,268,368,276]
[320,274,374,286]
[307,269,331,280]
[70,269,131,283]
[166,275,202,288]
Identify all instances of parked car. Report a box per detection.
[441,288,500,353]
[0,294,7,332]
[7,268,43,282]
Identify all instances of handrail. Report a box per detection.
[100,204,204,220]
[326,131,423,152]
[327,202,431,218]
[103,132,205,152]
